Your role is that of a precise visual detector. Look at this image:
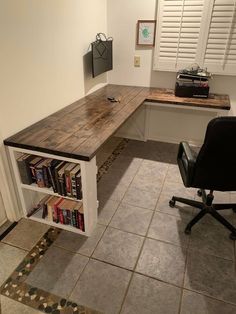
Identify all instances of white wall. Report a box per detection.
[0,0,107,220]
[107,0,236,114]
[0,0,107,139]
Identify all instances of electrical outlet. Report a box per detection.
[134,56,140,67]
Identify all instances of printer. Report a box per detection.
[175,65,212,98]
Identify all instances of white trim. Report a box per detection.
[144,101,228,114]
[0,144,21,221]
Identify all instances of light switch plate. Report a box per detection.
[134,56,140,67]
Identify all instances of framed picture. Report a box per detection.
[137,20,156,46]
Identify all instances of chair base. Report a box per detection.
[169,189,236,240]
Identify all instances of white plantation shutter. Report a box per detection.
[153,0,211,71]
[203,0,236,75]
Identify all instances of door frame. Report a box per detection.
[0,133,21,222]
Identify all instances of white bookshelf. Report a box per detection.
[7,146,98,236]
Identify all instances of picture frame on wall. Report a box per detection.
[137,20,156,46]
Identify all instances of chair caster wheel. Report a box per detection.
[169,199,175,208]
[185,228,191,235]
[197,190,202,197]
[230,233,236,240]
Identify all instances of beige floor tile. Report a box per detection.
[189,222,234,260]
[70,259,131,314]
[123,186,159,210]
[165,164,183,183]
[98,198,120,225]
[110,202,153,236]
[26,246,88,298]
[156,194,194,218]
[180,290,236,314]
[0,242,27,286]
[53,224,106,256]
[184,251,236,305]
[3,219,49,251]
[148,211,190,247]
[121,273,181,314]
[136,238,186,286]
[92,227,144,270]
[0,295,42,314]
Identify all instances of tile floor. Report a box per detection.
[1,140,236,314]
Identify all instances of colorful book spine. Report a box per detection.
[29,157,42,183]
[75,172,82,199]
[17,154,34,185]
[64,163,76,197]
[35,164,45,188]
[48,160,61,193]
[53,197,63,223]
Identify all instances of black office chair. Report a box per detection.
[169,116,236,240]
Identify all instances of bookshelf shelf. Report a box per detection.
[30,208,86,235]
[7,146,98,236]
[21,183,83,202]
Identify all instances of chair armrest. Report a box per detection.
[178,142,196,165]
[177,141,197,186]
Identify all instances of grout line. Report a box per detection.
[178,248,189,314]
[0,240,29,253]
[66,252,90,301]
[118,164,170,313]
[67,152,143,301]
[182,286,236,307]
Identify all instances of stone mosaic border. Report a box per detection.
[0,228,101,314]
[97,138,129,182]
[0,139,128,314]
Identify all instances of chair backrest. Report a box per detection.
[193,116,236,191]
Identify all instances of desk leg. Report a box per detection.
[144,104,150,142]
[80,156,98,236]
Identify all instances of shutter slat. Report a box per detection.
[203,0,236,75]
[154,0,206,71]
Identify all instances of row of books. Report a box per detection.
[17,154,82,199]
[28,195,85,231]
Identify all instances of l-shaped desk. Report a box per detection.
[4,85,230,235]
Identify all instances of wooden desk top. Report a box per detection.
[4,84,230,161]
[146,88,231,110]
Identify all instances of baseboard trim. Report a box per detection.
[0,221,18,241]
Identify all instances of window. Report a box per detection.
[153,0,236,75]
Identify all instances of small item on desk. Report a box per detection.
[175,64,212,99]
[107,97,120,103]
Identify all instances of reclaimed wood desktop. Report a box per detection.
[4,84,230,234]
[4,84,230,162]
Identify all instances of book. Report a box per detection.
[42,158,53,188]
[57,199,67,224]
[79,205,85,231]
[35,159,47,188]
[45,196,59,221]
[17,154,35,184]
[47,159,61,193]
[74,202,84,230]
[64,163,77,197]
[65,199,77,225]
[40,195,51,219]
[54,161,66,195]
[60,199,77,225]
[75,171,82,200]
[27,195,51,218]
[57,163,70,196]
[70,164,81,198]
[53,197,63,223]
[29,156,43,183]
